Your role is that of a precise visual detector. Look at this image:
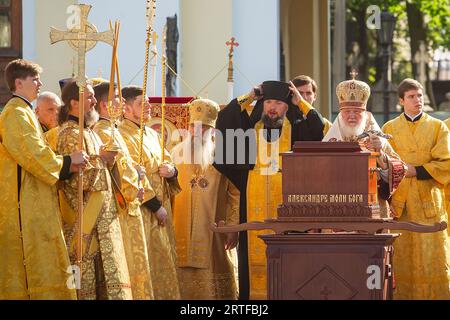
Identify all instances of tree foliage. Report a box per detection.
[347,0,450,49]
[344,0,449,87]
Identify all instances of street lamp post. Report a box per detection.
[377,11,397,124]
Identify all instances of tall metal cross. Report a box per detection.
[226,37,239,55]
[226,37,239,98]
[50,4,114,87]
[49,4,114,298]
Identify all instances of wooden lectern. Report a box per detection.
[212,141,447,300]
[263,141,393,299]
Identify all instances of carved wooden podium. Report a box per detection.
[212,142,447,300]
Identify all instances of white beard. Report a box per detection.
[171,128,215,172]
[85,108,100,128]
[338,112,367,140]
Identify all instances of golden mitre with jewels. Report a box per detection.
[336,71,371,110]
[188,98,220,128]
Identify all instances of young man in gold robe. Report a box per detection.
[0,59,87,299]
[444,118,450,231]
[291,75,332,135]
[57,79,132,300]
[382,78,450,299]
[119,85,181,299]
[171,98,239,299]
[92,81,153,299]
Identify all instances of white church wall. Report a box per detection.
[179,0,233,103]
[232,0,280,98]
[21,0,279,103]
[23,0,75,97]
[22,0,36,62]
[22,0,178,97]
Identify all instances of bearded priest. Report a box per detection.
[323,75,406,218]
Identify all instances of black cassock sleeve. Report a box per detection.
[213,99,252,299]
[249,100,325,145]
[213,98,253,191]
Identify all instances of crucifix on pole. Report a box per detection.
[226,37,239,102]
[49,4,114,297]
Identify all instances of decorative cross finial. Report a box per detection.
[350,69,358,80]
[50,4,114,87]
[226,37,239,84]
[226,37,239,55]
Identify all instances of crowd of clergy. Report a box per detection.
[0,58,448,300]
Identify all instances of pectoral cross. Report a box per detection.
[50,4,114,87]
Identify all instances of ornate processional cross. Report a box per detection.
[49,4,114,297]
[50,4,114,87]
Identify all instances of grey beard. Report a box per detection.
[85,108,100,127]
[261,113,284,129]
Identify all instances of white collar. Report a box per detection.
[404,111,423,121]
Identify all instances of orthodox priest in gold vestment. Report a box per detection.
[382,79,450,299]
[57,80,132,300]
[93,81,153,299]
[323,76,406,217]
[119,85,181,299]
[0,60,86,300]
[215,80,326,299]
[171,98,239,299]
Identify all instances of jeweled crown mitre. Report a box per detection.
[336,70,371,109]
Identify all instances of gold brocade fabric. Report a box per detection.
[173,164,239,299]
[93,119,154,299]
[119,119,181,299]
[444,118,450,236]
[0,97,76,300]
[323,117,332,136]
[44,126,59,152]
[57,120,132,300]
[247,118,291,300]
[382,113,450,299]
